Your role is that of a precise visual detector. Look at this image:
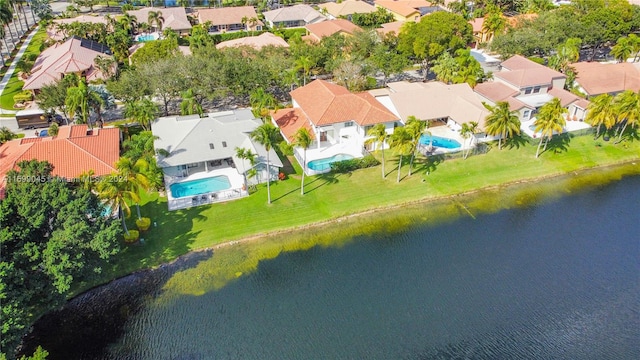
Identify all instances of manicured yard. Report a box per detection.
[108,133,640,281]
[0,27,48,111]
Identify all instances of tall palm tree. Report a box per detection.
[119,13,138,35]
[614,90,640,142]
[388,126,413,183]
[249,88,277,120]
[460,121,479,159]
[405,116,427,176]
[365,123,389,179]
[235,147,257,188]
[533,98,567,158]
[66,79,96,127]
[0,1,16,47]
[98,172,140,236]
[586,94,616,139]
[124,98,158,131]
[116,157,150,220]
[483,101,521,150]
[610,36,634,63]
[432,52,457,84]
[148,10,164,33]
[180,89,203,116]
[294,56,314,86]
[250,123,280,204]
[293,127,313,195]
[481,6,506,43]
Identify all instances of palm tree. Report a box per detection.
[610,36,634,63]
[124,98,158,131]
[248,17,258,36]
[77,169,95,192]
[293,127,313,195]
[483,101,521,150]
[586,94,616,139]
[405,116,427,176]
[98,172,140,236]
[481,5,506,43]
[432,52,457,84]
[148,10,164,33]
[241,15,248,32]
[0,1,15,47]
[116,157,150,220]
[533,98,567,158]
[294,56,314,86]
[365,123,389,179]
[250,123,280,204]
[249,88,277,120]
[460,121,479,159]
[235,147,256,188]
[119,13,137,35]
[180,89,203,116]
[614,90,640,142]
[66,79,94,127]
[388,126,413,183]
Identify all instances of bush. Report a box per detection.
[13,90,33,103]
[211,30,267,44]
[136,217,151,231]
[330,155,380,173]
[123,230,140,244]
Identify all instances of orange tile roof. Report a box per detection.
[474,81,520,102]
[548,87,584,107]
[377,21,405,36]
[572,62,640,96]
[272,108,314,142]
[305,19,362,41]
[290,80,399,126]
[469,17,484,32]
[0,125,120,197]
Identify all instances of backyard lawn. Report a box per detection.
[0,27,48,111]
[108,133,640,280]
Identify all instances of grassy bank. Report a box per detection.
[105,133,640,282]
[0,27,47,111]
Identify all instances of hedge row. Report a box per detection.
[330,155,380,173]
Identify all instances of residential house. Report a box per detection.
[216,32,289,50]
[469,17,490,48]
[571,61,640,98]
[126,7,192,35]
[303,19,362,42]
[262,5,326,28]
[377,20,405,36]
[48,15,109,41]
[272,80,399,174]
[23,36,115,92]
[318,0,377,20]
[152,109,283,210]
[0,124,120,198]
[196,6,263,33]
[374,0,440,22]
[474,55,590,135]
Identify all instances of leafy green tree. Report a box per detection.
[405,116,427,176]
[483,101,521,150]
[106,70,152,106]
[388,126,413,183]
[586,94,616,139]
[188,24,214,53]
[250,123,280,204]
[613,90,640,142]
[30,0,52,20]
[398,11,472,80]
[124,98,159,131]
[141,57,185,116]
[36,74,79,124]
[365,123,389,179]
[533,98,567,158]
[0,160,120,357]
[130,38,179,66]
[293,127,313,195]
[0,126,17,144]
[610,36,634,63]
[369,40,409,85]
[351,7,394,28]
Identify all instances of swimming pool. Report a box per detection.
[136,34,157,42]
[419,135,461,149]
[307,154,354,172]
[170,176,231,198]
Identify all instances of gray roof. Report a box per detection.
[263,4,326,24]
[152,109,283,169]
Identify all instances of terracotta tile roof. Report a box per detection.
[474,81,520,102]
[272,108,314,142]
[196,6,261,27]
[305,19,362,41]
[375,1,423,18]
[290,80,399,126]
[216,32,289,50]
[548,87,583,107]
[469,17,484,32]
[23,37,114,90]
[494,55,565,88]
[318,0,377,18]
[0,125,120,197]
[126,7,192,31]
[263,4,326,25]
[377,21,405,35]
[572,61,640,96]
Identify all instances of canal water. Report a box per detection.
[22,172,640,359]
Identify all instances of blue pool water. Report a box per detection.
[307,154,354,172]
[170,176,231,198]
[136,34,157,42]
[419,135,461,149]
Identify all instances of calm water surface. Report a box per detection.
[24,176,640,359]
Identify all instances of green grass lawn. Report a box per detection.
[107,133,640,280]
[0,27,48,111]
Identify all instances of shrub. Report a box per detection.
[13,90,33,103]
[136,217,151,231]
[123,230,140,244]
[330,155,380,173]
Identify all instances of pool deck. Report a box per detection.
[299,142,364,176]
[165,168,248,211]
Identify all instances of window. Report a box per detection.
[320,131,327,142]
[209,143,214,149]
[222,141,227,148]
[533,86,541,93]
[344,121,354,127]
[524,87,533,95]
[523,110,531,119]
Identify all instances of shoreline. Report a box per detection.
[96,157,640,288]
